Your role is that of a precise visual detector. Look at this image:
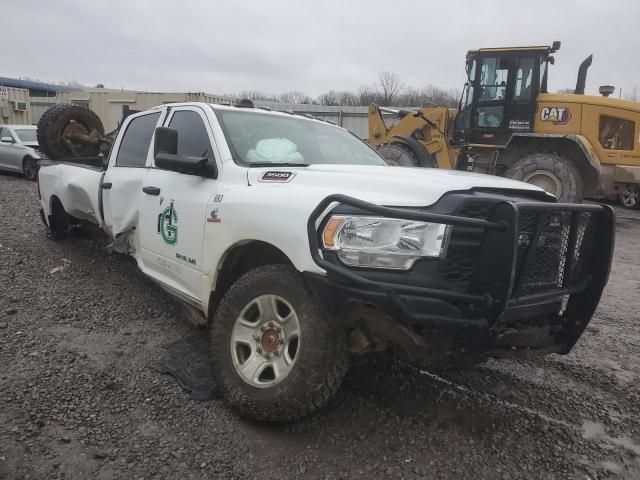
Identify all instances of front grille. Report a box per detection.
[440,198,598,298]
[514,208,596,296]
[440,200,493,290]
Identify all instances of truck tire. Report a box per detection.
[619,186,640,209]
[210,264,349,421]
[22,156,39,181]
[37,103,104,159]
[376,142,431,167]
[504,152,584,203]
[48,197,70,240]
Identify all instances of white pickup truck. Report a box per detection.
[37,102,615,421]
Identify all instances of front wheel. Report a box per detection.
[619,186,640,209]
[504,152,584,203]
[210,265,349,421]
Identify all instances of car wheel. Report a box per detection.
[619,186,640,209]
[22,157,39,181]
[210,264,349,421]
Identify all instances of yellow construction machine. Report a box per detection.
[369,41,640,205]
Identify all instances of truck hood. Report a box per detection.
[246,164,544,207]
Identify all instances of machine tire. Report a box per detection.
[37,103,104,159]
[210,264,349,422]
[376,142,432,167]
[619,186,640,210]
[22,156,39,181]
[504,152,584,203]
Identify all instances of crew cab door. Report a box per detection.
[138,106,221,307]
[101,110,163,238]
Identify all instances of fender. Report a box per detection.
[508,133,601,190]
[391,134,435,168]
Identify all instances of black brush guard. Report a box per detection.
[306,194,615,354]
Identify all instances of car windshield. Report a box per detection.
[14,129,37,143]
[217,110,387,167]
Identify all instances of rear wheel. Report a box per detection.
[376,142,435,168]
[37,103,104,159]
[22,157,39,181]
[210,264,349,421]
[504,152,584,203]
[48,198,70,240]
[619,186,640,209]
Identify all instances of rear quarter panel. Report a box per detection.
[38,163,103,225]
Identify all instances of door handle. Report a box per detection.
[142,186,161,196]
[101,182,112,189]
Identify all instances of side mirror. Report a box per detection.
[153,127,218,179]
[1,136,14,143]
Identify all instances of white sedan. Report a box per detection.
[0,125,42,180]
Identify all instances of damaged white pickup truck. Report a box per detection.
[37,102,615,421]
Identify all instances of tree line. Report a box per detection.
[232,72,462,108]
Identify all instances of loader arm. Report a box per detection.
[368,103,458,170]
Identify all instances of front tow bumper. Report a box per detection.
[306,194,615,360]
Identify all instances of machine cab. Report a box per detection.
[454,42,560,146]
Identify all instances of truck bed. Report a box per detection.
[38,161,104,226]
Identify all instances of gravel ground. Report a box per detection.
[0,173,639,480]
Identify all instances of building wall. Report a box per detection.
[0,87,32,125]
[59,90,235,131]
[253,101,399,139]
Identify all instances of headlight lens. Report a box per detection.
[322,215,451,270]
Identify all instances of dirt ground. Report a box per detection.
[0,173,639,480]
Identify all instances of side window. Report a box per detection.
[168,110,214,159]
[599,116,635,151]
[514,57,534,101]
[115,112,161,167]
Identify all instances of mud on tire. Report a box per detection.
[210,264,349,422]
[37,103,104,159]
[504,152,584,203]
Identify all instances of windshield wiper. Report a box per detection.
[248,162,310,167]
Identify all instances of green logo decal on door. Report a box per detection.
[158,204,178,245]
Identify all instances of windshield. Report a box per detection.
[14,129,38,143]
[217,110,387,167]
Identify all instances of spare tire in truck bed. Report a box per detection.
[37,103,105,159]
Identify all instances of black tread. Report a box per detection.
[376,142,422,167]
[36,103,104,159]
[504,151,584,203]
[210,264,349,422]
[22,156,39,181]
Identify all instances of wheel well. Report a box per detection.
[501,137,599,192]
[208,241,293,318]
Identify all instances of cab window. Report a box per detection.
[168,110,214,160]
[116,112,161,167]
[514,57,535,101]
[479,57,509,101]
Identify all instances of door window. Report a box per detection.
[115,112,161,167]
[168,110,214,159]
[479,57,509,101]
[514,58,535,101]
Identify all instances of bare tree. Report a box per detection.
[377,72,404,106]
[625,86,638,102]
[279,91,313,104]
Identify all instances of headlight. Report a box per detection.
[322,215,451,270]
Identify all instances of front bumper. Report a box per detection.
[306,193,615,360]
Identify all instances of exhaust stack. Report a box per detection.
[575,54,593,95]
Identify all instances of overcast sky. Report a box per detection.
[5,0,640,98]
